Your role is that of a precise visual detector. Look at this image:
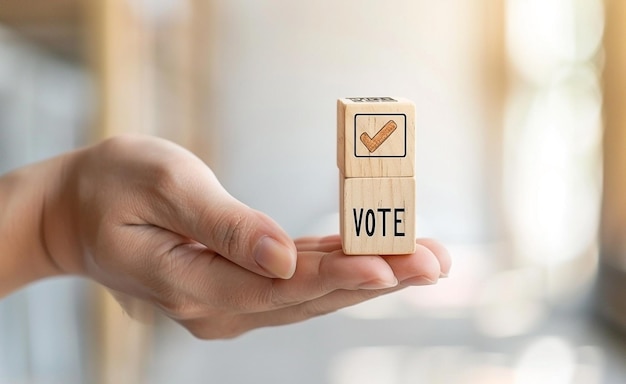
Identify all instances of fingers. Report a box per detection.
[295,236,450,279]
[176,283,398,339]
[172,238,450,339]
[168,238,447,315]
[294,235,342,252]
[104,135,298,279]
[163,182,297,279]
[195,202,298,279]
[416,238,452,277]
[382,242,443,284]
[226,286,404,334]
[143,234,400,319]
[181,270,434,339]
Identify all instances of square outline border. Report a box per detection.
[354,113,407,158]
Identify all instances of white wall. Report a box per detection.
[205,0,491,242]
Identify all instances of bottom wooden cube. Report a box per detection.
[340,176,416,255]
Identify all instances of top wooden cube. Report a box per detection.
[337,97,415,178]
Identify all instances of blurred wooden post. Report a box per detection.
[82,1,154,383]
[82,0,217,381]
[149,0,218,168]
[84,0,153,139]
[598,0,626,330]
[482,0,507,244]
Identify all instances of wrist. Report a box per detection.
[40,148,88,277]
[0,155,70,296]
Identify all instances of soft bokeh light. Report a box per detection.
[1,0,624,383]
[328,343,604,384]
[504,75,602,266]
[474,268,546,338]
[329,347,403,384]
[514,337,577,384]
[329,346,475,384]
[506,0,604,84]
[503,0,603,286]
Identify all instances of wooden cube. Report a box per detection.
[337,97,415,178]
[340,175,416,255]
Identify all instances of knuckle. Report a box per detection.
[150,160,185,200]
[251,286,278,310]
[156,298,204,321]
[222,286,274,313]
[268,284,301,308]
[146,159,198,219]
[223,279,311,312]
[211,210,252,257]
[97,134,137,155]
[186,317,247,340]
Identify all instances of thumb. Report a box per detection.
[200,196,298,279]
[145,160,297,279]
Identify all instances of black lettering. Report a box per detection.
[378,208,391,236]
[365,209,375,236]
[353,208,364,236]
[394,208,405,236]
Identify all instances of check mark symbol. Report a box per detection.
[360,120,397,153]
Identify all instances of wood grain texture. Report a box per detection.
[340,175,415,255]
[337,97,415,178]
[338,97,416,255]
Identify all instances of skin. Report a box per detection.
[0,135,451,339]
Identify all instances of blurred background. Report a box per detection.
[1,0,626,382]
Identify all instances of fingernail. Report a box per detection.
[254,237,296,279]
[358,276,398,290]
[439,272,449,278]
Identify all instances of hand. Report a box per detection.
[165,235,449,339]
[39,135,450,339]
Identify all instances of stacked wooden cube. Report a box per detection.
[337,97,416,255]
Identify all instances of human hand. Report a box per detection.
[167,234,449,339]
[40,135,450,338]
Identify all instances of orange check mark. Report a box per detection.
[360,120,397,153]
